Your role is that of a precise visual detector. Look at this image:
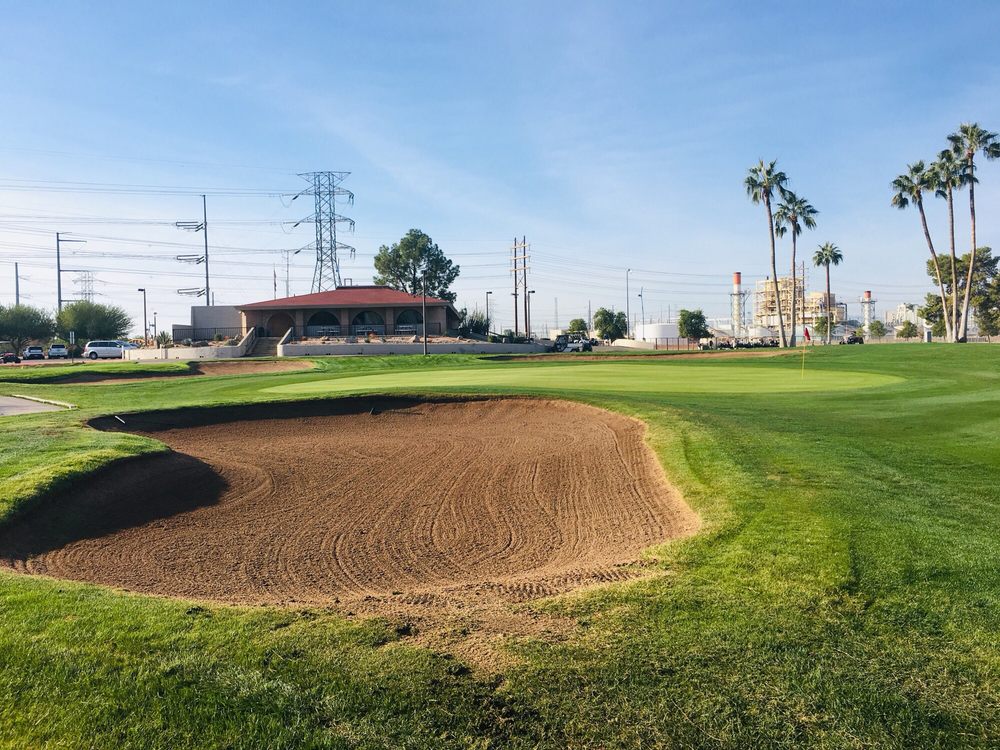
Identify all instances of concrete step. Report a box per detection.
[245,337,280,357]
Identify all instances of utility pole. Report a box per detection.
[486,290,493,333]
[511,237,519,336]
[14,262,19,305]
[588,300,592,332]
[625,268,631,338]
[521,236,529,334]
[202,194,211,305]
[55,232,86,311]
[152,311,158,340]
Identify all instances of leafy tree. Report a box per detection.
[948,123,1000,339]
[920,248,997,340]
[677,309,710,340]
[892,161,952,342]
[373,229,460,302]
[774,191,818,346]
[567,318,588,334]
[813,316,830,338]
[592,308,627,341]
[0,304,56,353]
[812,242,843,344]
[898,320,919,340]
[868,320,886,339]
[746,160,790,347]
[56,301,132,341]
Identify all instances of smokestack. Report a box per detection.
[733,272,742,293]
[864,290,872,300]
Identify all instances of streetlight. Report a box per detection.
[485,290,493,334]
[638,287,645,341]
[281,248,302,297]
[527,290,535,340]
[137,288,148,346]
[152,311,158,340]
[625,268,631,338]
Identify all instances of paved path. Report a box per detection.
[0,396,63,416]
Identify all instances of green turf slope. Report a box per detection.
[0,345,998,748]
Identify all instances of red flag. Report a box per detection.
[803,327,811,341]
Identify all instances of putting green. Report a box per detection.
[264,362,902,396]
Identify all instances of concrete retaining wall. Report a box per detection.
[125,329,256,361]
[278,341,546,357]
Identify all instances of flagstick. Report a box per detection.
[801,341,806,377]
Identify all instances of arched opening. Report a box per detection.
[305,310,340,337]
[266,312,294,338]
[350,310,385,335]
[395,308,423,335]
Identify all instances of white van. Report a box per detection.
[83,340,125,359]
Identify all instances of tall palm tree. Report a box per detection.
[891,161,952,342]
[948,123,1000,340]
[812,242,843,344]
[931,148,966,341]
[774,192,818,346]
[746,160,790,347]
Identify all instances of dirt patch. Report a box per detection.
[37,359,314,384]
[0,397,697,666]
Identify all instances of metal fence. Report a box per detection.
[173,327,245,342]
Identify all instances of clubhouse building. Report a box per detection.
[237,285,462,338]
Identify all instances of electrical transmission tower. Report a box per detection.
[510,236,529,336]
[75,271,96,302]
[294,172,356,292]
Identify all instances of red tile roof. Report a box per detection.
[239,285,453,310]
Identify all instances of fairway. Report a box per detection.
[265,360,902,396]
[1,346,998,748]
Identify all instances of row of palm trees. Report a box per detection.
[892,123,999,342]
[745,161,842,345]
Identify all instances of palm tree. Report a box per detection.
[746,160,790,347]
[812,242,843,344]
[931,148,966,341]
[948,123,1000,340]
[891,162,952,342]
[774,192,818,346]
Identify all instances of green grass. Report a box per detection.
[1,345,999,748]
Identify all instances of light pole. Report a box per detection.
[486,290,493,334]
[281,248,302,297]
[527,290,535,340]
[421,271,428,356]
[152,311,158,340]
[638,288,645,341]
[625,268,631,338]
[137,288,148,345]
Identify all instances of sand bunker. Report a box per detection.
[0,398,696,614]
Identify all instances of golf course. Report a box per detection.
[1,345,998,748]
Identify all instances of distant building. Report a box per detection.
[885,303,926,329]
[753,276,847,331]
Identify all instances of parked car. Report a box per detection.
[839,334,864,345]
[47,343,69,359]
[1,351,21,364]
[22,346,45,360]
[83,340,125,359]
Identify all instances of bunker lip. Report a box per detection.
[8,358,315,384]
[1,398,697,640]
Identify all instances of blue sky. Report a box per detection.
[2,1,1000,333]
